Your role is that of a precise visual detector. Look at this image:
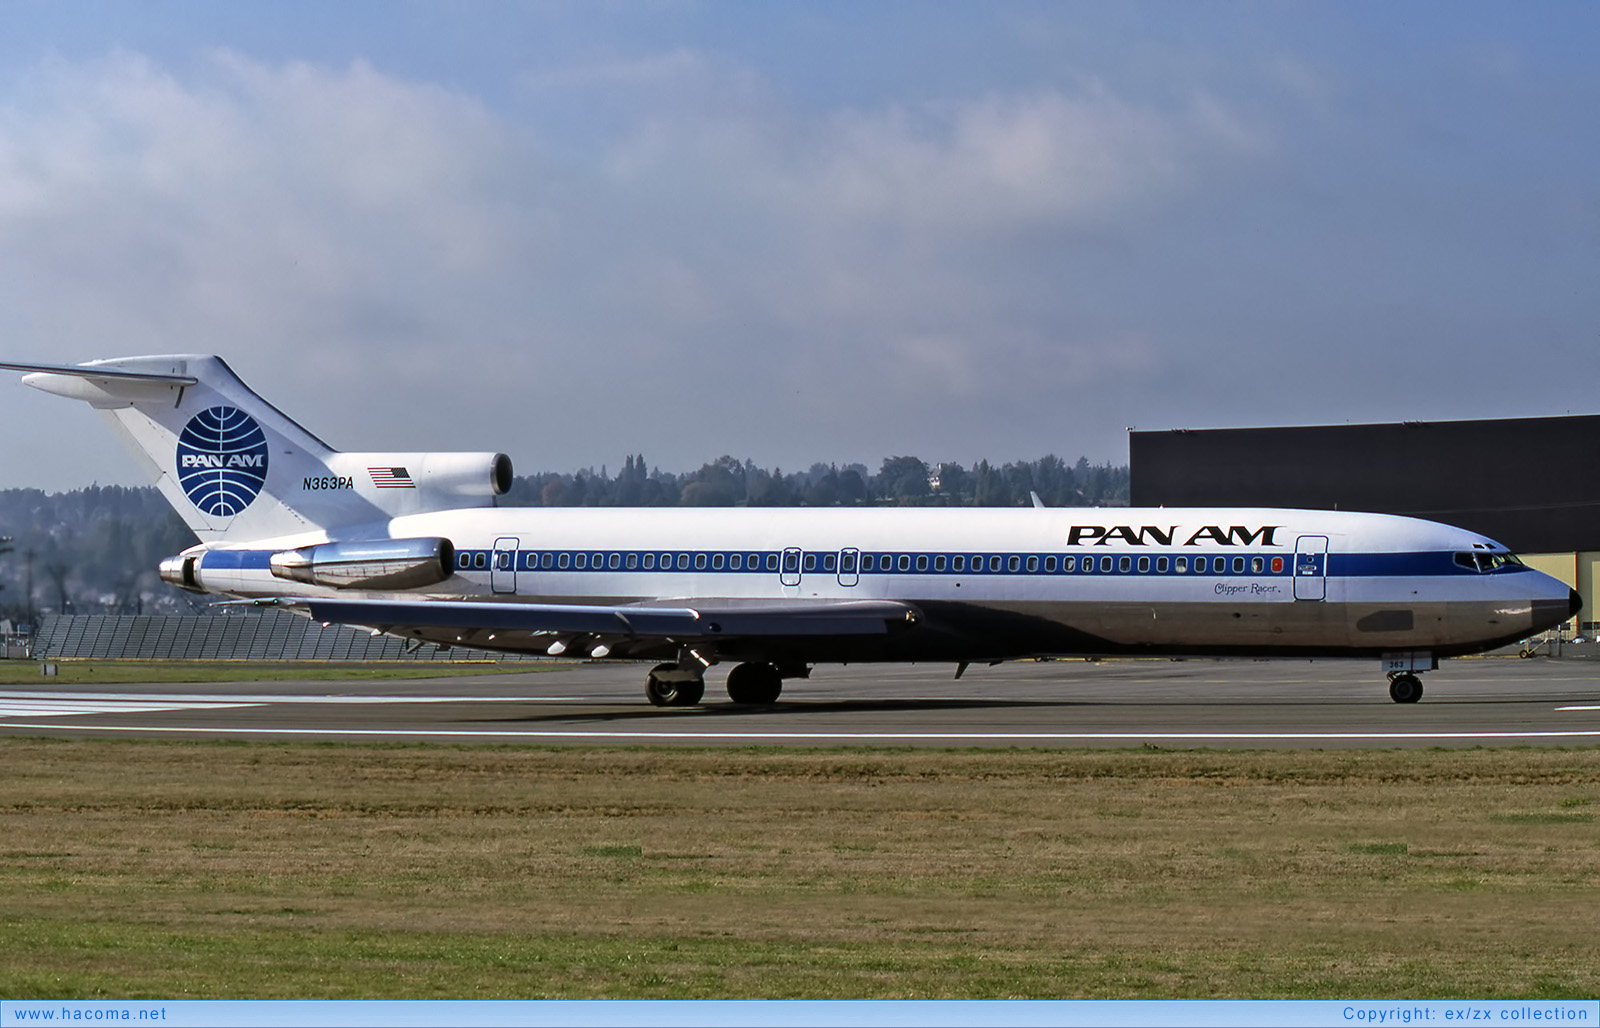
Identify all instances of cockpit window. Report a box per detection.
[1455,551,1522,573]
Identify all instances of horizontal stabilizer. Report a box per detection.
[0,360,199,385]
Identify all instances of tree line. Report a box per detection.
[511,453,1128,509]
[0,453,1128,621]
[0,485,199,622]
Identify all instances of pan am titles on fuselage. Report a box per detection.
[4,356,1580,707]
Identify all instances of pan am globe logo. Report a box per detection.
[176,406,270,517]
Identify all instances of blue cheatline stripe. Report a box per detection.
[450,548,1521,579]
[196,550,273,571]
[458,548,1302,578]
[203,546,1531,580]
[1333,551,1459,576]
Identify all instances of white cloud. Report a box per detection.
[0,47,1262,488]
[3,52,521,344]
[579,75,1259,400]
[808,88,1198,233]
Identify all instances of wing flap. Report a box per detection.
[281,596,917,639]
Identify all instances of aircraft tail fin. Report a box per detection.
[7,356,511,544]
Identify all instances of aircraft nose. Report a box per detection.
[1572,588,1584,618]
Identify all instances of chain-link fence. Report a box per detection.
[32,610,541,662]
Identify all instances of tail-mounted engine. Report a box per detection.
[268,537,456,590]
[161,537,457,593]
[320,452,513,515]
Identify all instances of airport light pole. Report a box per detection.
[23,546,34,631]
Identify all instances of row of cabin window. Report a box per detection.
[457,550,1293,576]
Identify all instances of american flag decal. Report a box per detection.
[369,467,415,489]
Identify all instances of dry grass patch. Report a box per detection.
[2,741,1598,998]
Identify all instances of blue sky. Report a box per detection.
[2,1,1597,491]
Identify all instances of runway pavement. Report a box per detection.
[3,656,1600,748]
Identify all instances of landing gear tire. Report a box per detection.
[726,662,783,704]
[646,664,705,707]
[1388,673,1423,704]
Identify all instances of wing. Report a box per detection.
[266,595,920,659]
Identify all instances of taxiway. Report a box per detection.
[3,656,1600,747]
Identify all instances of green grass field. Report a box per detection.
[3,740,1598,999]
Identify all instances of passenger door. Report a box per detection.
[1293,535,1328,601]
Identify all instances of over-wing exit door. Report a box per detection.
[492,537,519,594]
[780,547,802,588]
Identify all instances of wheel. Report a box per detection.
[646,664,704,707]
[646,674,704,707]
[726,662,783,704]
[645,674,675,707]
[1388,674,1423,704]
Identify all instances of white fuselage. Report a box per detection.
[9,354,1583,703]
[183,504,1576,664]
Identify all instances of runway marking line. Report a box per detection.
[0,700,261,719]
[0,691,597,705]
[5,723,1600,742]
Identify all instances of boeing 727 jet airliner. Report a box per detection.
[4,356,1580,706]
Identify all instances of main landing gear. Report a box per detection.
[725,661,784,704]
[644,660,791,707]
[645,663,704,707]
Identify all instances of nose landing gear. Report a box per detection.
[1383,651,1434,704]
[1387,672,1424,704]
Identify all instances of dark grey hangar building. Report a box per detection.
[1130,414,1600,635]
